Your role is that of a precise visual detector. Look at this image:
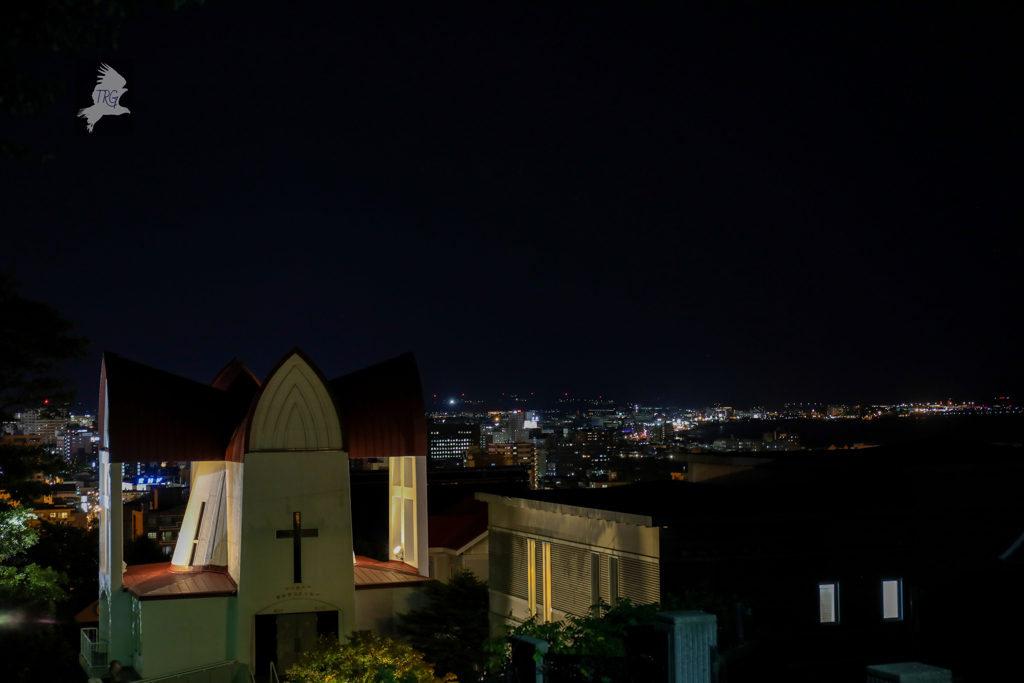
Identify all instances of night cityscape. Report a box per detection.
[1,2,1021,683]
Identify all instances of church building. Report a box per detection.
[82,349,432,681]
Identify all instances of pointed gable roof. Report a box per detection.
[246,347,343,452]
[329,352,428,459]
[100,350,428,463]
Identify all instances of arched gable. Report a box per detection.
[247,350,343,452]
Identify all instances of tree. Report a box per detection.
[285,630,458,683]
[0,273,89,422]
[123,534,166,566]
[24,521,98,612]
[0,273,86,681]
[0,563,67,610]
[1,0,208,162]
[396,571,490,683]
[0,506,39,560]
[0,443,67,505]
[486,585,747,674]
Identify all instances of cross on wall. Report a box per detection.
[276,512,319,583]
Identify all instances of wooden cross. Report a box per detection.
[276,511,318,583]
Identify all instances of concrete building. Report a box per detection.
[427,421,480,468]
[467,443,540,490]
[14,408,66,446]
[478,441,1024,681]
[428,498,489,583]
[1,434,45,447]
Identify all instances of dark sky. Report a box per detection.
[2,2,1021,411]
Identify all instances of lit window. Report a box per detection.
[819,582,838,623]
[609,556,619,607]
[882,579,902,620]
[527,539,537,617]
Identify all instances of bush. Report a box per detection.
[285,630,458,683]
[396,571,489,683]
[486,583,745,673]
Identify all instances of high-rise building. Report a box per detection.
[65,428,98,464]
[428,422,481,468]
[15,408,66,446]
[468,443,540,489]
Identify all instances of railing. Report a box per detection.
[80,627,109,671]
[270,660,281,683]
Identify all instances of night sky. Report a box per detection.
[2,2,1021,411]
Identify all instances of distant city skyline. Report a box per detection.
[4,2,1019,426]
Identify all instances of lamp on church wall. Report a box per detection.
[393,545,403,561]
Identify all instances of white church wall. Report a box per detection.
[236,450,355,667]
[135,596,233,679]
[488,503,660,558]
[354,586,429,637]
[99,443,134,662]
[388,456,429,576]
[226,461,243,584]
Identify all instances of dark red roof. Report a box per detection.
[428,500,488,551]
[353,555,433,590]
[102,353,257,463]
[330,353,428,459]
[121,562,237,600]
[101,350,427,463]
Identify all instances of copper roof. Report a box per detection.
[329,353,428,459]
[121,562,237,601]
[102,353,257,463]
[101,350,427,463]
[353,555,433,590]
[74,598,100,623]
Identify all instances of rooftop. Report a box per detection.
[121,562,237,600]
[354,555,433,590]
[428,499,488,552]
[480,439,1024,525]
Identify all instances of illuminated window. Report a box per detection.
[819,582,838,623]
[542,542,552,623]
[609,556,619,607]
[882,579,902,620]
[527,539,536,617]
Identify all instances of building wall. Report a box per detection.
[430,534,489,583]
[353,585,429,637]
[236,450,356,668]
[486,502,659,628]
[134,596,234,679]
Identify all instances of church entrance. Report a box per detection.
[254,611,339,678]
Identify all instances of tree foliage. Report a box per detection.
[24,521,98,610]
[486,585,745,673]
[396,571,489,683]
[0,506,39,560]
[285,630,458,683]
[123,534,166,566]
[0,444,67,505]
[0,563,67,610]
